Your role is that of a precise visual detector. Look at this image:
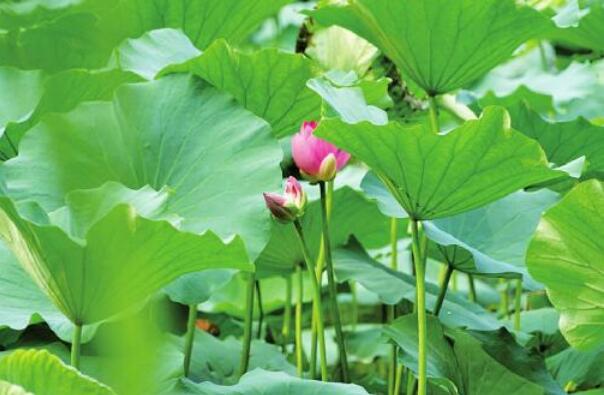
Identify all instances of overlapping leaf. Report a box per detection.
[2,74,282,260]
[316,106,561,219]
[383,315,564,395]
[0,349,115,395]
[527,180,604,350]
[0,183,251,325]
[310,0,549,94]
[165,39,321,137]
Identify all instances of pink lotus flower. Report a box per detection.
[292,121,350,182]
[263,176,307,223]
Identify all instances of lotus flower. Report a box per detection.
[263,176,307,223]
[292,121,350,182]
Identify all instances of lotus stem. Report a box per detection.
[282,276,292,344]
[293,219,328,381]
[351,281,358,331]
[428,95,440,134]
[388,217,399,395]
[295,265,304,377]
[319,181,350,382]
[183,304,197,377]
[71,323,82,369]
[514,279,523,331]
[434,265,454,316]
[410,219,427,395]
[468,274,477,302]
[255,280,264,340]
[238,272,256,378]
[310,181,333,378]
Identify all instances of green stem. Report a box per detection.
[514,279,523,331]
[310,181,333,378]
[410,219,427,395]
[309,307,317,379]
[295,265,304,377]
[388,217,399,395]
[183,304,197,377]
[500,278,510,319]
[255,280,264,340]
[293,220,329,381]
[282,276,292,343]
[319,181,350,382]
[394,365,404,395]
[468,274,477,303]
[71,323,82,369]
[434,265,454,316]
[238,272,256,378]
[428,95,440,134]
[351,281,358,331]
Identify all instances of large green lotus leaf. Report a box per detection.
[174,329,295,384]
[0,240,97,343]
[310,0,548,94]
[316,106,561,220]
[334,239,502,331]
[83,0,291,51]
[0,349,115,395]
[384,315,564,395]
[165,39,321,138]
[0,68,139,158]
[108,28,201,81]
[2,74,282,260]
[0,0,290,72]
[176,368,371,395]
[0,183,251,325]
[255,186,402,277]
[508,103,604,180]
[423,189,558,286]
[551,0,604,52]
[527,180,604,350]
[547,346,604,391]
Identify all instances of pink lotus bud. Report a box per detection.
[263,177,307,223]
[291,121,350,182]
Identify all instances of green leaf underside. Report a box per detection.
[164,39,321,138]
[0,240,96,342]
[384,315,564,395]
[176,329,295,384]
[0,67,140,158]
[423,189,559,284]
[0,349,115,395]
[178,368,371,395]
[316,106,560,220]
[334,239,502,331]
[508,104,604,180]
[110,28,201,81]
[0,0,290,72]
[2,74,282,261]
[0,182,251,325]
[527,180,604,350]
[310,0,548,94]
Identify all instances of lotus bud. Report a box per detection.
[263,177,307,223]
[292,121,350,183]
